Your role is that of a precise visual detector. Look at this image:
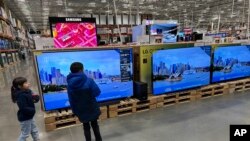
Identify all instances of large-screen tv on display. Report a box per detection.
[35,48,133,111]
[150,24,177,43]
[49,17,97,48]
[212,45,250,83]
[152,46,211,95]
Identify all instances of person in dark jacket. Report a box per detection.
[67,62,102,141]
[11,77,40,141]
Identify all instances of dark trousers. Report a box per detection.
[83,120,102,141]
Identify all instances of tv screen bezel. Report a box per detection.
[151,46,212,95]
[211,45,250,84]
[33,47,134,111]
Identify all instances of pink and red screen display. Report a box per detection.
[52,23,97,48]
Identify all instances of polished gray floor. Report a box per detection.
[0,59,250,141]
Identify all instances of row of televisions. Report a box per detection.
[34,45,250,111]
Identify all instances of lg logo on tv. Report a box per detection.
[230,125,250,141]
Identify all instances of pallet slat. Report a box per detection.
[197,83,229,99]
[108,97,158,118]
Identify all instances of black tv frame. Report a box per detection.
[33,47,134,111]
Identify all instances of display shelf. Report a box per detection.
[0,49,18,53]
[0,33,14,40]
[0,16,11,25]
[97,24,134,45]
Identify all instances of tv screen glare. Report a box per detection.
[36,49,133,111]
[51,22,97,48]
[152,46,211,95]
[212,45,250,83]
[150,24,177,43]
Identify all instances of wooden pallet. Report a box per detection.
[108,97,158,118]
[108,99,137,118]
[228,79,250,93]
[99,106,108,120]
[197,83,229,99]
[176,91,196,103]
[156,94,177,107]
[134,96,157,112]
[156,90,196,108]
[44,106,108,132]
[44,109,81,132]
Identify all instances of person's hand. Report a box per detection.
[32,94,40,103]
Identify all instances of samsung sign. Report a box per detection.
[65,18,82,22]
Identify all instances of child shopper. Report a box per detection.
[11,77,40,141]
[67,62,102,141]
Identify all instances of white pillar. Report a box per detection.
[113,0,122,43]
[136,0,140,25]
[217,14,221,33]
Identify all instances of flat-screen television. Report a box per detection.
[35,48,133,111]
[150,24,177,43]
[49,17,97,48]
[212,45,250,83]
[152,46,211,95]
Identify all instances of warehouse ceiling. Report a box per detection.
[4,0,249,31]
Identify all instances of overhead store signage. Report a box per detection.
[65,18,82,22]
[49,17,96,23]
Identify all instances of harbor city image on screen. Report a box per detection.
[36,49,133,111]
[52,22,97,48]
[152,46,211,95]
[212,46,250,83]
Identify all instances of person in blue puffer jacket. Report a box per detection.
[67,62,102,141]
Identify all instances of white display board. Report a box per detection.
[34,37,55,50]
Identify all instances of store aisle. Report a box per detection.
[0,60,250,141]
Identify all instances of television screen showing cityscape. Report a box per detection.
[52,22,97,48]
[212,46,250,83]
[152,46,211,95]
[36,49,133,111]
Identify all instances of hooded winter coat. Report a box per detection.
[15,89,36,122]
[67,72,101,123]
